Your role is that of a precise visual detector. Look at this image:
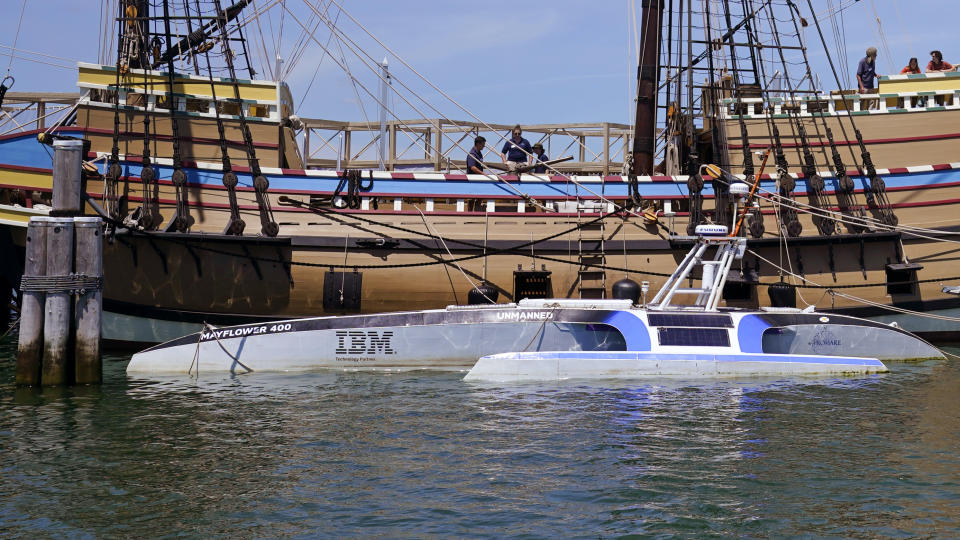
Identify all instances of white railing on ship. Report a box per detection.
[720,89,960,117]
[340,197,618,214]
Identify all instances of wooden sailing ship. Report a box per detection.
[1,0,959,345]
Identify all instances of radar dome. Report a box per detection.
[694,224,728,236]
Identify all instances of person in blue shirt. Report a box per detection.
[466,136,485,174]
[501,124,531,170]
[531,142,548,174]
[857,46,878,93]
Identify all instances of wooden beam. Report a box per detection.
[3,92,81,104]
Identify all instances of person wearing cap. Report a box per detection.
[501,124,532,170]
[531,142,549,174]
[926,50,956,73]
[857,47,878,94]
[466,136,486,174]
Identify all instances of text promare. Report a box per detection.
[201,323,293,341]
[335,330,396,355]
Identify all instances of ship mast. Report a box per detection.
[631,0,664,175]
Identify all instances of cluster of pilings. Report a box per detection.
[15,139,103,386]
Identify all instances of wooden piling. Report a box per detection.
[41,217,74,386]
[73,217,103,384]
[15,217,50,386]
[51,139,84,216]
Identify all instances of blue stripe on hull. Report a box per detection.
[2,132,958,199]
[490,351,886,367]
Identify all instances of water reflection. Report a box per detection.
[0,339,958,537]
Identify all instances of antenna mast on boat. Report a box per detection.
[631,0,664,175]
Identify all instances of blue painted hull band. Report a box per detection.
[489,351,886,367]
[1,132,957,200]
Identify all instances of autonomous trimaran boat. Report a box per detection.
[128,225,943,380]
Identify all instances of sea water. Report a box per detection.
[1,338,958,538]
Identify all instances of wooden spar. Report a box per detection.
[632,0,665,175]
[15,218,50,386]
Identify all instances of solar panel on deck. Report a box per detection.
[647,313,733,328]
[658,327,730,347]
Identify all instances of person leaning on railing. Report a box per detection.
[531,143,548,174]
[900,57,921,74]
[856,47,879,109]
[501,124,532,171]
[857,47,878,93]
[466,136,486,174]
[926,50,957,73]
[900,58,924,107]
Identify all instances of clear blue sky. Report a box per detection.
[0,0,954,127]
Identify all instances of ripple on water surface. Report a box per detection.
[1,340,959,538]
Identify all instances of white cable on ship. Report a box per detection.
[748,248,960,323]
[707,163,960,245]
[287,2,652,219]
[295,0,653,217]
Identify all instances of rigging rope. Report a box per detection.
[105,2,126,222]
[134,11,160,231]
[297,0,639,215]
[83,190,674,277]
[202,0,246,235]
[82,189,960,298]
[794,0,898,227]
[162,0,194,232]
[4,0,28,76]
[748,248,960,323]
[756,1,817,237]
[213,0,279,236]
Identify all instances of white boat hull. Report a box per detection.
[464,351,889,382]
[127,299,943,376]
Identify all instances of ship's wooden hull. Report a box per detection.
[86,228,960,345]
[3,126,960,344]
[97,227,942,314]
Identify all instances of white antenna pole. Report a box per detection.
[379,57,390,170]
[337,133,343,171]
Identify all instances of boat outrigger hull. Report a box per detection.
[465,351,889,382]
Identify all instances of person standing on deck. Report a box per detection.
[531,143,549,174]
[857,47,878,93]
[501,124,532,171]
[926,50,956,72]
[466,136,486,174]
